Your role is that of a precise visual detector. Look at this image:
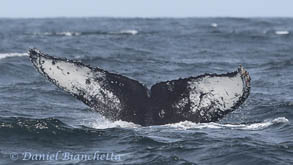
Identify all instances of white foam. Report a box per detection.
[240,117,289,130]
[80,116,140,129]
[119,30,138,35]
[275,31,290,35]
[211,23,218,28]
[33,32,51,36]
[56,32,81,36]
[33,32,81,36]
[0,53,28,60]
[90,120,139,129]
[165,117,289,131]
[78,116,289,131]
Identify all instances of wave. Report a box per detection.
[0,53,28,60]
[32,32,81,36]
[0,117,105,136]
[208,28,293,39]
[77,115,289,131]
[275,30,290,35]
[260,59,293,70]
[80,117,140,129]
[165,117,289,130]
[32,29,138,37]
[116,30,138,35]
[0,115,288,133]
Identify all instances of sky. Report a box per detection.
[1,0,293,18]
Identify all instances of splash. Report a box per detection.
[80,116,140,129]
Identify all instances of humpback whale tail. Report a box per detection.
[29,49,250,126]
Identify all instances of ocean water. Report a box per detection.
[0,18,292,165]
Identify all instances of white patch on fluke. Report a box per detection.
[32,54,122,114]
[169,66,250,122]
[188,74,243,114]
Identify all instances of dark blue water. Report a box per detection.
[0,18,292,165]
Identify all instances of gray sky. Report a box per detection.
[1,0,293,18]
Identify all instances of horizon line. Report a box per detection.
[1,16,293,19]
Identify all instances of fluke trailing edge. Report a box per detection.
[29,49,251,126]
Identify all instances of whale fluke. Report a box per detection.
[29,48,250,126]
